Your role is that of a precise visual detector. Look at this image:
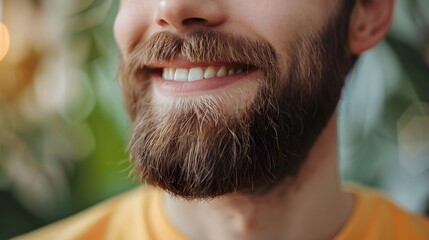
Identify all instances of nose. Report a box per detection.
[155,0,226,33]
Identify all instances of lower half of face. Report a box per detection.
[120,5,354,200]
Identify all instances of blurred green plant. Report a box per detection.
[340,0,429,214]
[0,0,136,238]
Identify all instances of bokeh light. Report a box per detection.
[0,22,9,61]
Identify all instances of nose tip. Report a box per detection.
[155,0,225,32]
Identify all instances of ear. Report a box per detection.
[348,0,395,55]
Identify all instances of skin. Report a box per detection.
[115,0,395,239]
[115,0,338,104]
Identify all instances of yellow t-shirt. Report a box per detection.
[15,185,429,240]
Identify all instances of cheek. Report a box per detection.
[114,2,152,56]
[114,13,128,55]
[229,4,299,54]
[232,0,337,48]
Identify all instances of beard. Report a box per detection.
[119,4,355,199]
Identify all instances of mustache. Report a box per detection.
[125,31,279,73]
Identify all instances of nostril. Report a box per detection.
[182,17,208,26]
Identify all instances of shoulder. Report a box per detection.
[13,186,156,240]
[336,184,429,240]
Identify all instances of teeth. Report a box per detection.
[188,67,204,81]
[228,68,235,76]
[217,66,227,78]
[162,68,174,80]
[168,68,175,80]
[204,66,216,79]
[163,68,174,80]
[174,68,188,81]
[162,65,248,82]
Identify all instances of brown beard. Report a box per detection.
[119,4,354,199]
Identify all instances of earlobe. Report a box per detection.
[348,0,395,55]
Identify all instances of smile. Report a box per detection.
[149,61,259,94]
[161,65,246,82]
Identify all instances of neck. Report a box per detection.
[164,111,354,240]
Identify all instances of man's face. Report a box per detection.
[115,0,355,199]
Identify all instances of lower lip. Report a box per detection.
[153,70,259,94]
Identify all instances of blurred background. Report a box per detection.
[0,0,428,239]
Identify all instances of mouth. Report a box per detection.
[149,62,259,94]
[153,64,254,81]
